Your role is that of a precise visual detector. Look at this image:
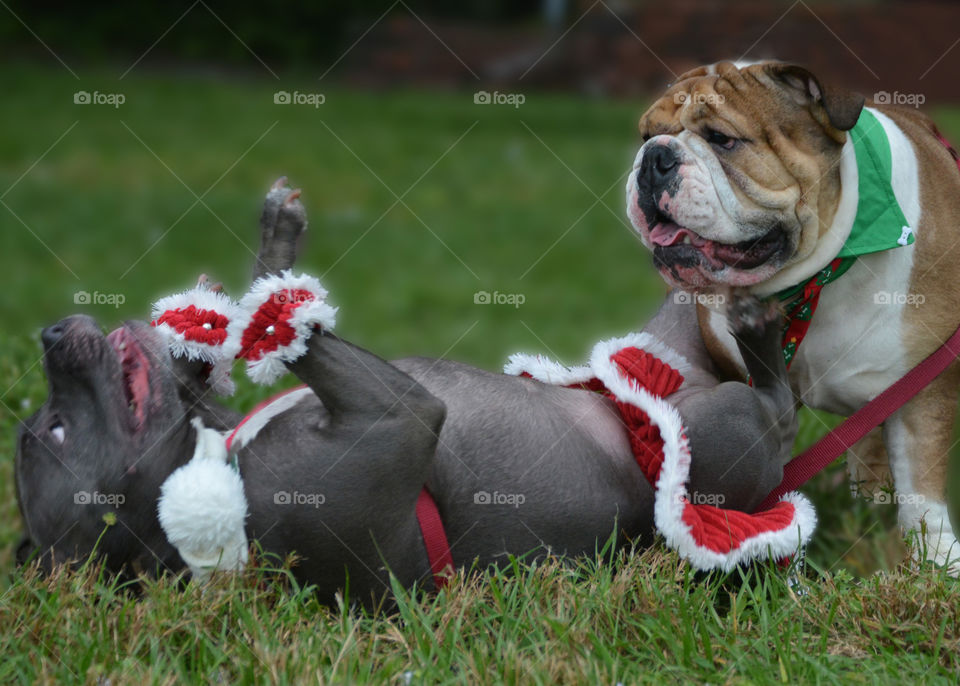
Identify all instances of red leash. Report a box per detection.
[758,321,960,511]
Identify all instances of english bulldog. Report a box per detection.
[626,60,960,571]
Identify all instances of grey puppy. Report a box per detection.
[14,182,797,605]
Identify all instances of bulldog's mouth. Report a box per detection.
[649,217,787,272]
[106,327,152,432]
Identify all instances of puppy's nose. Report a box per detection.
[41,323,65,349]
[42,315,98,350]
[639,144,679,188]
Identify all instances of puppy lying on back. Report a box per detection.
[15,181,808,605]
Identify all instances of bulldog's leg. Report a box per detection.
[883,364,960,572]
[846,428,893,499]
[677,295,797,512]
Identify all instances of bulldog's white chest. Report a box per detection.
[787,248,914,414]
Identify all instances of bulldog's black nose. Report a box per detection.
[639,144,679,188]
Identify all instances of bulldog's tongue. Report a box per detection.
[649,223,709,248]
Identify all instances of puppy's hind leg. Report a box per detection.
[253,177,307,282]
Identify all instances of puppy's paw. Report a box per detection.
[727,292,781,339]
[260,177,307,244]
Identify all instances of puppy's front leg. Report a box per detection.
[676,294,797,512]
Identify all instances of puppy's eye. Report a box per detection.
[50,422,65,445]
[705,128,737,150]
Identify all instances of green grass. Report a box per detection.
[2,65,959,682]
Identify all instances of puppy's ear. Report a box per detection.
[764,62,864,135]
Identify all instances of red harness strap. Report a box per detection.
[416,488,454,588]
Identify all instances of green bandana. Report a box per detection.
[777,108,912,301]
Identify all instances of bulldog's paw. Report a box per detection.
[727,292,781,340]
[260,177,307,246]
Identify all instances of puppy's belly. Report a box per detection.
[402,358,656,557]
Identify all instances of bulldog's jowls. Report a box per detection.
[628,60,960,572]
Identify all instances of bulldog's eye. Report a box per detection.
[50,421,65,445]
[705,128,737,150]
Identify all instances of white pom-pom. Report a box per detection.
[157,418,248,580]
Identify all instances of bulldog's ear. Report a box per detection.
[765,63,864,134]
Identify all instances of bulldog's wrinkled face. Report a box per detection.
[14,315,197,575]
[627,61,863,290]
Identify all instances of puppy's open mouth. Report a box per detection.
[649,216,786,271]
[106,327,152,432]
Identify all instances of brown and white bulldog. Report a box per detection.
[626,60,960,572]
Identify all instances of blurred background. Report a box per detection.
[2,0,960,575]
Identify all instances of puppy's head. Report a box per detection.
[627,61,864,290]
[14,315,218,576]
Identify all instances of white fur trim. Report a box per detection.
[587,340,816,571]
[157,417,249,580]
[227,386,314,453]
[228,270,338,386]
[151,286,241,396]
[589,332,694,381]
[503,353,595,385]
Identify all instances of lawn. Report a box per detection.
[1,65,958,683]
